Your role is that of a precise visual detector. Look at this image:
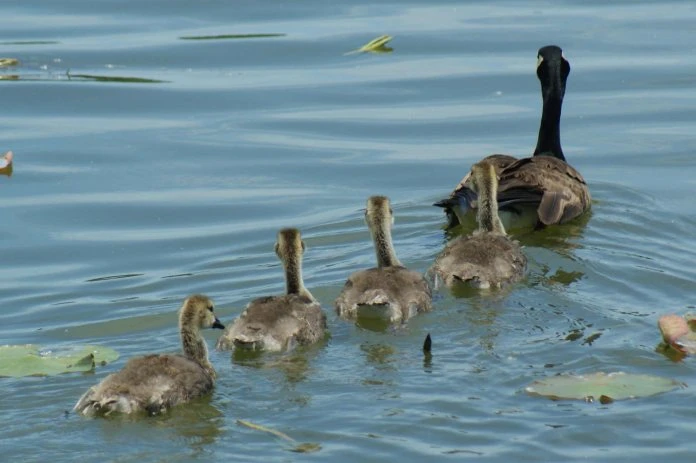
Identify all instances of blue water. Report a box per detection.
[2,1,696,461]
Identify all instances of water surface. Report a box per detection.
[1,1,696,461]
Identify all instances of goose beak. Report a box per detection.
[212,318,225,330]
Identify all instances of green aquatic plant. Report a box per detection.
[525,372,685,402]
[0,344,119,377]
[179,33,285,40]
[0,58,20,67]
[345,35,393,55]
[0,41,59,45]
[66,71,167,84]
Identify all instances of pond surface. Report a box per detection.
[1,1,696,461]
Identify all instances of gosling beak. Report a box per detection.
[212,318,225,330]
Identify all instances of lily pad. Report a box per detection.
[0,344,119,377]
[658,314,696,354]
[525,372,685,402]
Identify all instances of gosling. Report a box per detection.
[74,295,225,416]
[335,196,432,323]
[216,228,327,352]
[430,161,527,289]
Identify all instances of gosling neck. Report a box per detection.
[180,324,215,378]
[475,167,506,235]
[283,252,314,301]
[370,218,402,268]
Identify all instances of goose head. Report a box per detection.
[275,227,305,267]
[534,45,570,160]
[537,45,570,103]
[179,294,225,332]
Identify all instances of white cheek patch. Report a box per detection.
[536,55,543,68]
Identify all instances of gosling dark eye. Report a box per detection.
[207,305,214,313]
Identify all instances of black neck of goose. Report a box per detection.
[372,220,401,268]
[534,93,565,161]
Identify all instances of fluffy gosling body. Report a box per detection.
[216,228,327,352]
[74,295,224,416]
[335,196,432,323]
[431,162,527,289]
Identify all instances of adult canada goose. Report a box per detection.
[335,196,432,323]
[434,45,590,229]
[216,228,327,351]
[74,295,225,416]
[430,161,527,289]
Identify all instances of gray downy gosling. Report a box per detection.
[430,161,527,289]
[74,294,225,416]
[335,196,432,323]
[216,228,327,352]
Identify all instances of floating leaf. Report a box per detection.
[180,33,285,40]
[0,344,119,377]
[526,372,685,402]
[345,35,393,55]
[0,151,12,175]
[0,58,20,67]
[0,41,59,45]
[66,72,167,84]
[658,314,696,354]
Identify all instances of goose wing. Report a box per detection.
[496,155,590,225]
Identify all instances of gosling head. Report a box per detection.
[275,228,305,263]
[179,294,225,331]
[536,45,570,101]
[365,195,402,267]
[365,195,394,231]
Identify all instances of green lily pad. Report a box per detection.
[0,344,119,377]
[525,372,685,402]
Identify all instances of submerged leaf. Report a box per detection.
[0,344,119,377]
[237,419,321,453]
[67,73,167,84]
[180,33,285,40]
[526,372,685,402]
[289,443,321,453]
[237,419,295,442]
[345,35,393,55]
